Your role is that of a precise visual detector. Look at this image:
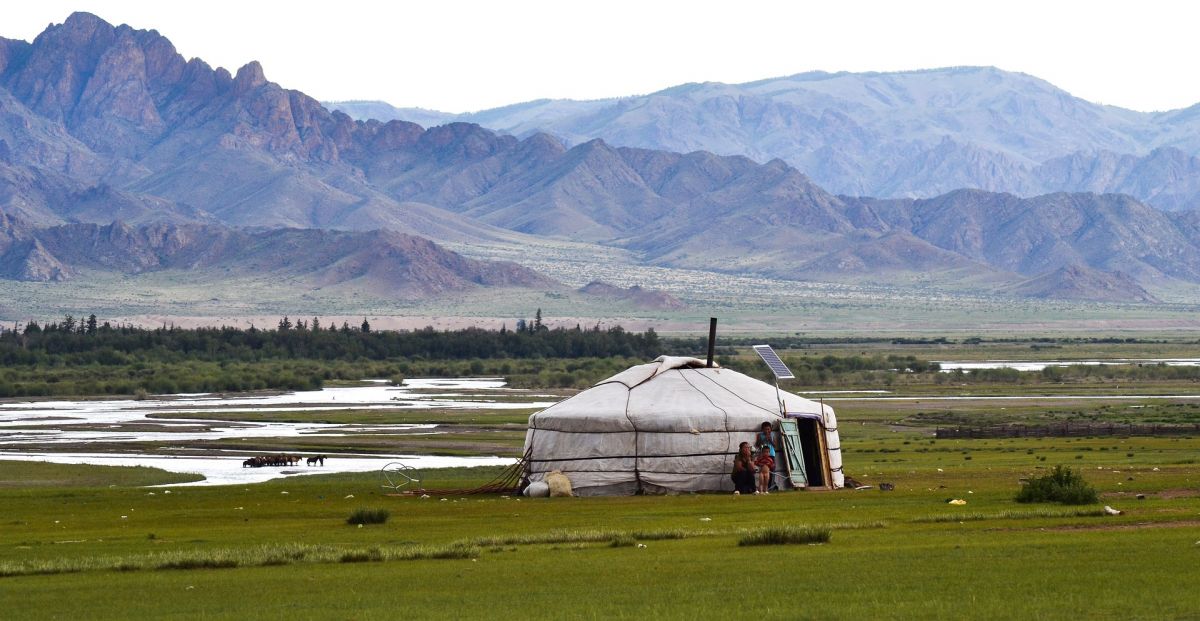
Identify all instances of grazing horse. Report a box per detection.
[306,455,326,466]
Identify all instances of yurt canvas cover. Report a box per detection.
[523,356,844,496]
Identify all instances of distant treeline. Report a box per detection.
[0,314,665,364]
[0,314,672,397]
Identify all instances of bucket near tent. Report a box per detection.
[521,356,844,496]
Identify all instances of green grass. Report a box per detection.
[0,449,1196,619]
[0,461,203,487]
[738,525,831,546]
[0,542,478,577]
[3,343,1200,619]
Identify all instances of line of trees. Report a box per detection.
[0,314,664,366]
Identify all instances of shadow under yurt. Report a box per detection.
[520,355,844,496]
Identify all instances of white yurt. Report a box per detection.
[522,356,844,496]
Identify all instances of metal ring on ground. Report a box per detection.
[381,462,423,491]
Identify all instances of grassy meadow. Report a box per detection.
[1,428,1197,618]
[2,338,1199,619]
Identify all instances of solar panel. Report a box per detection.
[753,344,794,380]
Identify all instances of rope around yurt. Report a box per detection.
[394,447,531,496]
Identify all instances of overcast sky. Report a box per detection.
[4,1,1197,113]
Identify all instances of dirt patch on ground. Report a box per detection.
[1103,488,1200,500]
[1038,519,1200,532]
[1158,488,1200,500]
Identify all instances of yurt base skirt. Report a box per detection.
[527,471,735,496]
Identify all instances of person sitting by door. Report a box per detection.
[730,442,756,495]
[754,443,775,494]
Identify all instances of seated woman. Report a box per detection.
[730,442,757,495]
[754,443,776,494]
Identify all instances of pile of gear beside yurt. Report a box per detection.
[521,355,843,496]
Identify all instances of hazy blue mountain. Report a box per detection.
[325,101,456,129]
[330,68,1200,211]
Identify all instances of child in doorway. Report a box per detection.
[754,444,775,494]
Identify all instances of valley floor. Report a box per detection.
[2,341,1199,619]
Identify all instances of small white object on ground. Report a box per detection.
[699,517,712,522]
[523,481,550,497]
[637,544,647,549]
[1103,505,1122,515]
[344,494,354,499]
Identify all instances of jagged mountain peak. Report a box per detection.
[233,60,268,91]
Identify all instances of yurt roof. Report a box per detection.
[529,356,831,433]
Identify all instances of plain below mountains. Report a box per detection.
[331,67,1200,212]
[0,13,1196,304]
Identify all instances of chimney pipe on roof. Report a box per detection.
[706,317,717,368]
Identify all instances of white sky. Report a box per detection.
[3,1,1197,113]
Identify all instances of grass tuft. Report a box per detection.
[609,535,635,548]
[346,508,390,525]
[0,542,476,578]
[339,548,384,563]
[912,507,1107,523]
[738,525,831,547]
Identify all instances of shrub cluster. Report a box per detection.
[346,508,391,525]
[1015,466,1099,505]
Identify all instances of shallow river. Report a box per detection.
[0,378,553,485]
[935,358,1200,372]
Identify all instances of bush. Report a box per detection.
[738,525,831,546]
[1015,466,1099,505]
[608,535,636,548]
[346,508,390,525]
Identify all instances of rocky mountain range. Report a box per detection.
[330,67,1200,211]
[0,13,1198,305]
[0,212,551,295]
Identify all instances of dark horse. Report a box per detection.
[306,455,326,466]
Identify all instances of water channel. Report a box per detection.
[0,378,555,485]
